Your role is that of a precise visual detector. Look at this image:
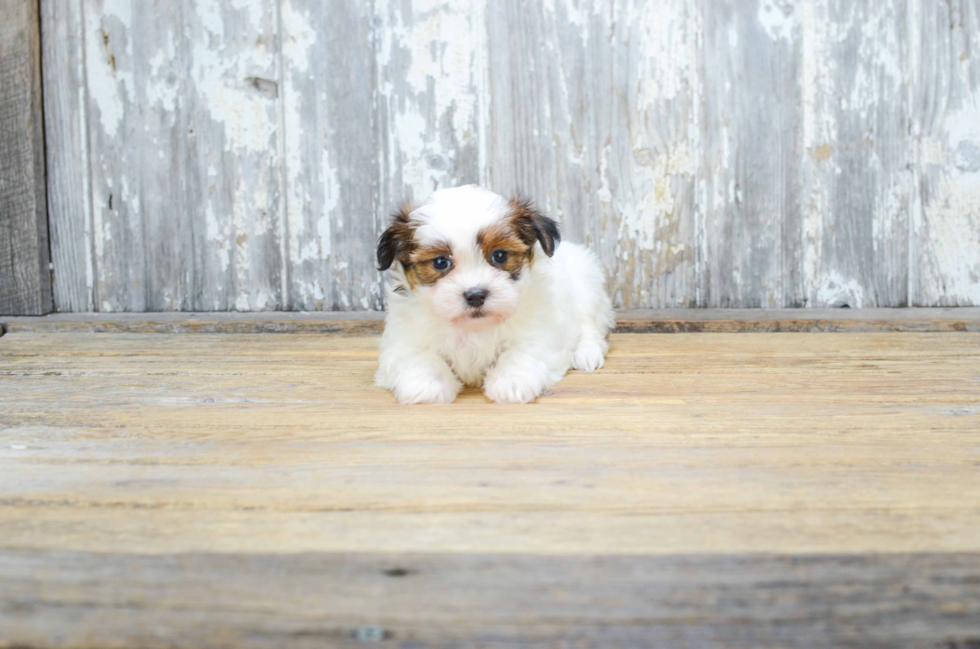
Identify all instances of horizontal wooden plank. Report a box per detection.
[2,330,979,645]
[1,332,978,557]
[0,310,385,335]
[2,308,979,336]
[3,549,980,648]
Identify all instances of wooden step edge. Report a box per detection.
[1,308,979,336]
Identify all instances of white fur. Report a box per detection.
[376,185,615,404]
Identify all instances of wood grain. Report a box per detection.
[280,0,380,312]
[0,0,52,316]
[3,550,979,648]
[3,308,979,334]
[1,331,979,645]
[910,0,980,306]
[178,0,284,311]
[377,0,487,211]
[40,0,980,311]
[487,0,700,308]
[1,332,979,556]
[41,0,93,313]
[797,0,912,308]
[77,0,285,312]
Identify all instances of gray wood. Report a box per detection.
[487,0,699,308]
[700,0,804,308]
[80,0,152,311]
[910,0,980,306]
[797,0,912,308]
[2,549,979,647]
[39,0,980,312]
[178,0,284,311]
[3,308,979,335]
[41,0,93,313]
[80,0,284,312]
[702,0,918,309]
[0,0,52,316]
[279,0,380,311]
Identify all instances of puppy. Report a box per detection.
[375,185,614,404]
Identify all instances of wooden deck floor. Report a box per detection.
[2,330,980,647]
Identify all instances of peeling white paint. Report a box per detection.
[282,0,336,270]
[758,0,797,42]
[616,145,695,251]
[378,0,483,192]
[53,0,980,312]
[85,5,134,139]
[816,272,868,308]
[800,0,834,151]
[916,92,980,303]
[280,0,316,74]
[190,43,275,152]
[632,1,694,103]
[206,203,231,274]
[145,35,179,113]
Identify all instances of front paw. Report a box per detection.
[394,374,460,404]
[484,374,540,404]
[571,340,606,372]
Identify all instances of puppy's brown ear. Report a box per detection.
[377,202,418,271]
[509,194,561,257]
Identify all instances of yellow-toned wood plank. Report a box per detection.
[1,332,979,557]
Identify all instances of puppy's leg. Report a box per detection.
[484,348,560,404]
[376,351,461,404]
[571,322,609,372]
[563,244,615,372]
[571,292,615,372]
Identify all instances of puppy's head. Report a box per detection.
[377,185,560,332]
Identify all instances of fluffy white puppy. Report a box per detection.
[375,185,614,404]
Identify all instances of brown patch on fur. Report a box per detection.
[477,221,532,278]
[377,201,418,271]
[507,195,561,257]
[475,195,561,280]
[405,242,454,287]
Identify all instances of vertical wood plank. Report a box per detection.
[798,0,912,307]
[910,0,980,306]
[700,0,803,308]
[181,0,284,311]
[0,0,52,316]
[83,0,152,311]
[376,0,487,205]
[487,0,700,309]
[83,0,283,312]
[42,0,94,313]
[280,0,380,311]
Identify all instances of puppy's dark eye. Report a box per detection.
[432,257,451,271]
[491,250,509,265]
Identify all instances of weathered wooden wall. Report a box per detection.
[1,0,52,316]
[41,0,980,312]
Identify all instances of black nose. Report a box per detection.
[464,288,489,307]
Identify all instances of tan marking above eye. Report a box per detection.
[477,222,530,258]
[408,243,453,265]
[405,243,454,287]
[477,222,532,278]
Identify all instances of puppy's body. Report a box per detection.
[376,185,614,404]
